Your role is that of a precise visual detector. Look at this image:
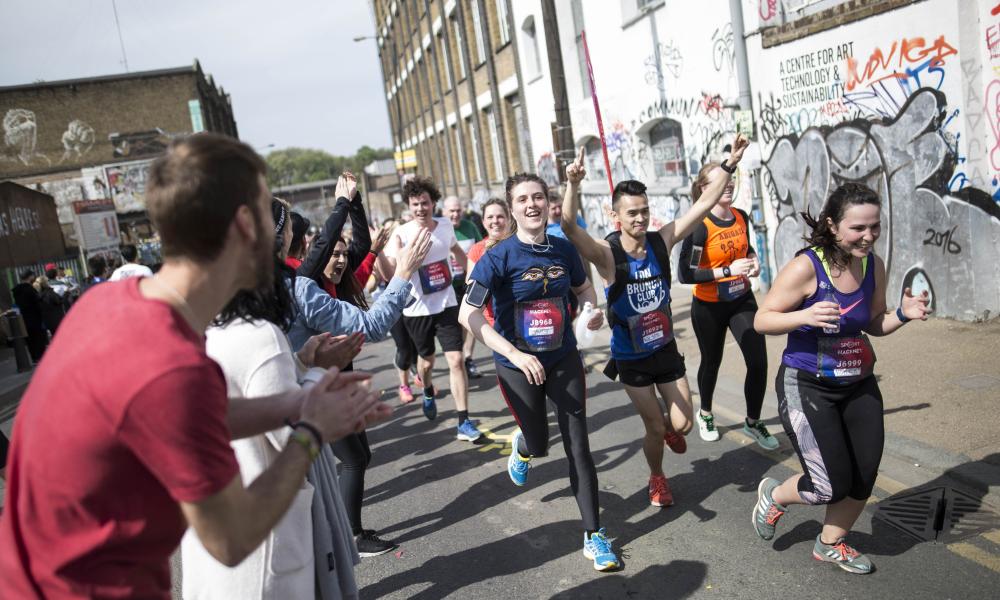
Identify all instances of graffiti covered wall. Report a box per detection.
[751,0,1000,320]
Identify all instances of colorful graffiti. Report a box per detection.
[764,88,1000,320]
[844,35,957,93]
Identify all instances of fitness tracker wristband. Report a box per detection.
[895,306,911,323]
[722,266,732,278]
[720,160,736,173]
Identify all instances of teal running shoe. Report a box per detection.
[743,419,779,450]
[507,428,531,486]
[583,529,619,571]
[752,477,786,541]
[813,535,874,574]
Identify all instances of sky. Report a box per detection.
[0,0,393,156]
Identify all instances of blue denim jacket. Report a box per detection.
[287,275,412,351]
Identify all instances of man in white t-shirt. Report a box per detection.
[110,245,153,281]
[384,178,481,442]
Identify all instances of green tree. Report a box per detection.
[266,146,394,189]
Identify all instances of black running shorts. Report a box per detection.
[402,305,464,357]
[604,340,687,387]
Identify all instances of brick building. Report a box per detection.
[368,0,532,206]
[0,61,237,249]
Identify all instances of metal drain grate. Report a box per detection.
[874,486,1000,543]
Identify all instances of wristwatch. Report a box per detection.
[722,266,732,278]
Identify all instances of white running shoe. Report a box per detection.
[697,411,721,442]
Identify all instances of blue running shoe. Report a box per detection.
[456,419,482,441]
[422,394,437,421]
[507,429,531,486]
[583,529,619,571]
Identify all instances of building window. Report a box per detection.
[470,0,487,65]
[648,119,686,180]
[521,16,541,78]
[621,0,665,26]
[453,18,467,79]
[571,0,590,98]
[439,34,452,89]
[583,137,606,182]
[467,117,482,182]
[487,108,503,180]
[453,125,467,183]
[496,0,510,45]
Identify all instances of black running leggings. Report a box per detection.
[389,317,416,371]
[690,293,767,419]
[776,365,884,504]
[332,431,372,535]
[496,351,600,531]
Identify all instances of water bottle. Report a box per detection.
[822,288,840,334]
[575,302,598,348]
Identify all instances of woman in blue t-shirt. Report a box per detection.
[458,173,619,572]
[751,183,930,574]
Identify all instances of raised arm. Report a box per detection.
[346,181,372,270]
[659,134,749,249]
[561,147,615,280]
[298,176,353,281]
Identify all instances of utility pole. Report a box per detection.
[540,0,573,181]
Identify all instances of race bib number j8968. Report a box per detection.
[515,297,565,353]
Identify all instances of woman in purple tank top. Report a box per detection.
[748,183,931,574]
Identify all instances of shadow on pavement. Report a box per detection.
[883,402,931,415]
[548,560,707,599]
[361,520,584,600]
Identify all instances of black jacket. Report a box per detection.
[297,191,372,285]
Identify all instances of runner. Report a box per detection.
[560,134,748,508]
[678,166,776,449]
[465,197,513,328]
[459,173,619,572]
[384,177,481,442]
[751,182,930,574]
[444,196,484,379]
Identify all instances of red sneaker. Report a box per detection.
[649,474,674,507]
[664,430,687,454]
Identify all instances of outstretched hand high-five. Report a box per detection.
[566,146,587,185]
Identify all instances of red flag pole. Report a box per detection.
[581,30,614,197]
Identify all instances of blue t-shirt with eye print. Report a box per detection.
[467,235,587,369]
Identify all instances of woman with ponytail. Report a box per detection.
[750,182,931,574]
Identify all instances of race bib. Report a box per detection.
[816,335,876,383]
[418,259,453,294]
[718,276,749,301]
[515,297,565,353]
[450,256,465,277]
[626,304,674,353]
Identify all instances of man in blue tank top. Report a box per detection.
[560,135,748,507]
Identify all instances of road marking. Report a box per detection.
[948,542,1000,573]
[476,424,512,455]
[983,529,1000,545]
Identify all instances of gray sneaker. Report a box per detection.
[743,419,779,450]
[752,477,786,540]
[812,535,874,574]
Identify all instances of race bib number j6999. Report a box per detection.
[418,259,453,294]
[816,335,876,383]
[515,297,565,353]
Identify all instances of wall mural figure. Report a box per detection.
[2,108,50,167]
[60,119,96,163]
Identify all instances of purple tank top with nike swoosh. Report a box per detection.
[782,248,875,374]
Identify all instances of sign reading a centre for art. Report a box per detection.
[72,198,120,253]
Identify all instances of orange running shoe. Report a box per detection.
[648,474,674,507]
[664,430,687,454]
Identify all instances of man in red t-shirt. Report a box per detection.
[0,133,391,599]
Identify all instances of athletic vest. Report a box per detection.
[605,232,673,361]
[692,209,752,303]
[782,248,877,384]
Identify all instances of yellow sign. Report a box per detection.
[394,149,417,169]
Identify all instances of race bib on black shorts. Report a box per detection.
[418,259,453,294]
[626,304,673,353]
[718,276,749,301]
[515,297,565,352]
[816,335,876,383]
